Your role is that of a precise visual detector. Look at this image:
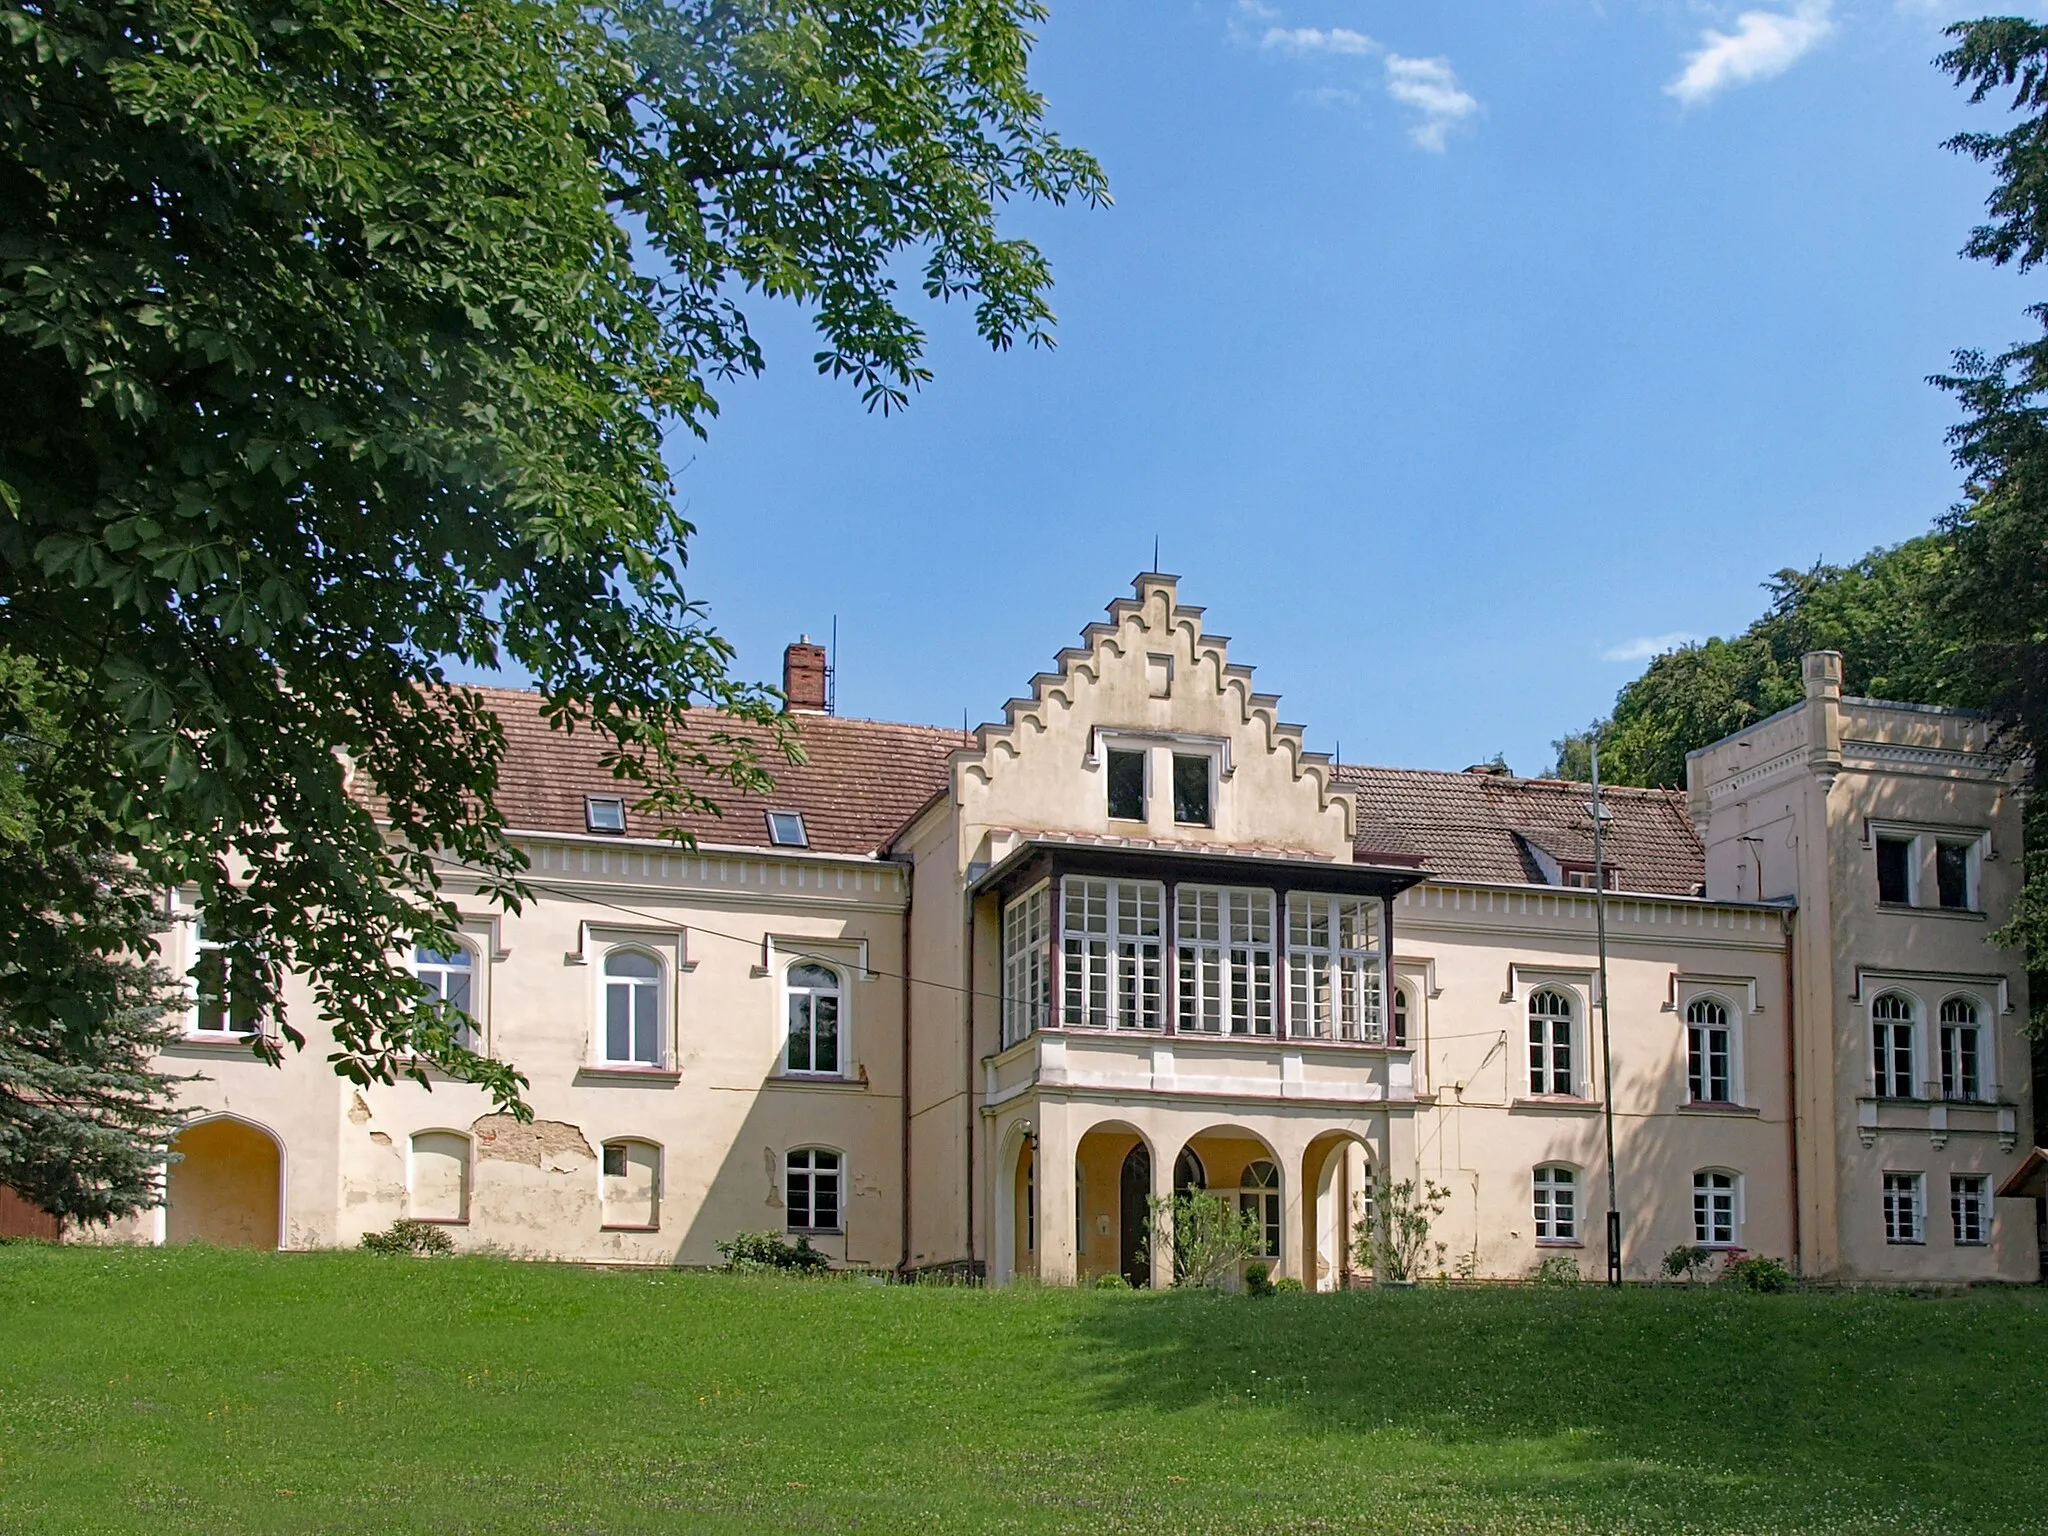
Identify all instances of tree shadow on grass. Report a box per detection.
[1068,1284,2048,1533]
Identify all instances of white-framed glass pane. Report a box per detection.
[1950,1175,1989,1246]
[1528,990,1573,1096]
[603,951,662,1065]
[1060,878,1163,1031]
[1534,1166,1576,1241]
[1176,886,1274,1036]
[786,964,842,1073]
[1285,894,1381,1042]
[1692,1171,1737,1245]
[1002,885,1052,1048]
[1871,994,1915,1099]
[1883,1172,1923,1244]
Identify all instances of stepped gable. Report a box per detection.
[954,573,1357,839]
[1336,764,1705,896]
[472,686,968,856]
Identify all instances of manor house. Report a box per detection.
[100,575,2040,1284]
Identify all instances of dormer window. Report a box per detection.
[1560,866,1614,890]
[766,811,808,847]
[584,796,626,834]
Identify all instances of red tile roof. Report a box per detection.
[1336,765,1705,896]
[474,688,967,857]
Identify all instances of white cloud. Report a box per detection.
[1667,1,1834,105]
[1295,84,1363,108]
[1262,25,1378,55]
[1600,632,1706,663]
[1383,53,1480,151]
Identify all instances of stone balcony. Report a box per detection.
[984,1027,1417,1111]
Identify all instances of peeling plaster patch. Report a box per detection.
[763,1147,783,1206]
[472,1114,594,1168]
[347,1093,372,1124]
[368,1131,392,1147]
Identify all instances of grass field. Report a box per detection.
[1,1245,2044,1534]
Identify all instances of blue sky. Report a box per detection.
[669,0,2042,776]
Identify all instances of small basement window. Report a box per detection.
[1172,754,1211,826]
[1106,749,1146,822]
[1875,835,1913,905]
[585,796,626,834]
[766,811,809,847]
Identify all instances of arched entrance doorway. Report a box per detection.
[1302,1131,1372,1290]
[166,1117,281,1248]
[1118,1143,1151,1286]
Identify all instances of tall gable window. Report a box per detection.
[786,1149,841,1233]
[1171,753,1212,826]
[1106,749,1146,822]
[1001,885,1052,1048]
[1527,989,1575,1097]
[1175,887,1275,1036]
[1685,997,1733,1105]
[784,963,843,1075]
[1061,878,1163,1031]
[1286,894,1381,1042]
[1871,992,1916,1099]
[603,949,663,1066]
[1939,997,1983,1102]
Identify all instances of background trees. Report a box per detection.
[0,0,1105,1162]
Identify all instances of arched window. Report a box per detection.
[1528,990,1574,1097]
[1693,1170,1740,1247]
[414,943,479,1050]
[409,1131,471,1223]
[603,950,663,1066]
[1685,997,1733,1105]
[1938,997,1983,1102]
[1533,1165,1576,1242]
[600,1140,661,1230]
[1391,985,1411,1049]
[785,962,843,1075]
[1871,992,1916,1099]
[1238,1160,1281,1258]
[1173,1147,1207,1194]
[786,1148,842,1233]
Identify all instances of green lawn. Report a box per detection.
[1,1246,2043,1534]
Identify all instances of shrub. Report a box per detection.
[1243,1260,1274,1297]
[1723,1253,1793,1293]
[360,1219,454,1257]
[1663,1244,1715,1284]
[1273,1275,1305,1293]
[1091,1272,1132,1290]
[1352,1175,1450,1284]
[1531,1253,1582,1287]
[716,1230,830,1274]
[1147,1190,1261,1289]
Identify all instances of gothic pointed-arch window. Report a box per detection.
[1527,989,1574,1097]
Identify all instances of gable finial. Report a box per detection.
[1151,534,1159,574]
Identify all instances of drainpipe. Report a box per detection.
[900,864,913,1275]
[963,885,976,1275]
[1783,907,1802,1276]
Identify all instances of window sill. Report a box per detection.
[1510,1096,1602,1114]
[769,1074,867,1091]
[1885,1239,1927,1247]
[788,1228,844,1238]
[1534,1239,1584,1249]
[1876,902,1985,922]
[413,1216,469,1227]
[167,1034,271,1052]
[575,1066,681,1085]
[1676,1101,1760,1117]
[600,1223,661,1234]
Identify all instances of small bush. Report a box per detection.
[1091,1272,1132,1290]
[1663,1244,1715,1284]
[360,1219,454,1257]
[1243,1261,1274,1297]
[1531,1253,1582,1288]
[1273,1275,1305,1293]
[1723,1253,1793,1293]
[716,1230,831,1274]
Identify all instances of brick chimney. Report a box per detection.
[783,636,828,712]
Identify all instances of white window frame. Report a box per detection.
[1684,995,1738,1105]
[786,1147,843,1234]
[1285,893,1383,1043]
[584,795,626,834]
[1883,1171,1924,1245]
[1237,1160,1281,1258]
[1104,746,1149,823]
[1390,984,1411,1049]
[1950,1173,1990,1247]
[599,1138,663,1231]
[179,899,267,1040]
[1871,991,1918,1100]
[412,941,481,1051]
[783,960,846,1076]
[600,947,667,1067]
[1938,995,1988,1103]
[1001,884,1052,1049]
[1060,877,1164,1031]
[1533,1164,1578,1243]
[1874,831,1918,907]
[1170,751,1215,827]
[1934,837,1980,912]
[1175,885,1276,1037]
[408,1129,473,1223]
[1527,988,1576,1097]
[1692,1169,1741,1248]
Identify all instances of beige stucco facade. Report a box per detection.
[98,575,2038,1287]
